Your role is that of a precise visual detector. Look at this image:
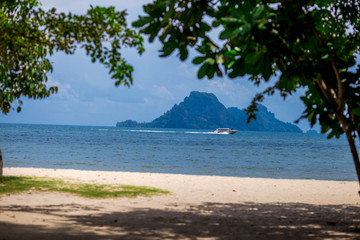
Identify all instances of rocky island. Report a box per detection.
[117,91,302,133]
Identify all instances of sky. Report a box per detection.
[0,0,315,132]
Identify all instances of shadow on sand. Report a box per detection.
[1,202,360,239]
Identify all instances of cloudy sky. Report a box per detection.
[1,0,314,131]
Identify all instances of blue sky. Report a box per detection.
[1,0,313,131]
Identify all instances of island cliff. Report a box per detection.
[116,91,302,133]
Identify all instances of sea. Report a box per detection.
[0,123,357,181]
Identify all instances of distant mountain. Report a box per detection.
[116,91,302,133]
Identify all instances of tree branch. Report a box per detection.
[336,110,360,189]
[315,77,337,102]
[305,13,344,111]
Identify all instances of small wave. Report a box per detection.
[97,129,109,131]
[124,130,177,133]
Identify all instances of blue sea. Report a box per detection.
[0,123,357,181]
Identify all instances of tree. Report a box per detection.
[0,0,144,176]
[133,0,360,192]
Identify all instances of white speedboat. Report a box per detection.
[214,128,238,134]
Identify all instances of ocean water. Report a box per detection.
[0,123,357,181]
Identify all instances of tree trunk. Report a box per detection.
[0,146,3,177]
[338,113,360,194]
[344,131,360,186]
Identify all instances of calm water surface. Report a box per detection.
[0,123,357,181]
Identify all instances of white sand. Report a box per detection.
[1,167,360,239]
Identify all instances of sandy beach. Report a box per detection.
[1,167,360,239]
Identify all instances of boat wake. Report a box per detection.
[123,129,177,134]
[185,131,216,134]
[121,129,216,134]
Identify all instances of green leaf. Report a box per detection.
[219,27,242,40]
[207,64,216,79]
[198,63,208,79]
[252,5,265,20]
[179,46,188,61]
[352,108,360,116]
[242,23,251,34]
[199,22,211,32]
[307,111,317,126]
[7,94,13,102]
[192,56,206,65]
[221,17,242,24]
[321,54,329,60]
[229,7,244,19]
[228,59,247,78]
[205,58,215,65]
[160,42,177,57]
[215,54,224,65]
[245,52,261,65]
[277,72,300,92]
[212,19,221,27]
[327,130,336,139]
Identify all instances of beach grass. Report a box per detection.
[0,176,170,199]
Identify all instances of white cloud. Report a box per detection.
[152,85,174,100]
[46,78,79,100]
[202,78,257,108]
[176,62,198,79]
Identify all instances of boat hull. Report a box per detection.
[214,128,238,134]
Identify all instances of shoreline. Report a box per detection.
[3,166,358,182]
[3,167,360,205]
[1,167,360,239]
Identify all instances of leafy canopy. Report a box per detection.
[0,0,144,114]
[133,0,360,140]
